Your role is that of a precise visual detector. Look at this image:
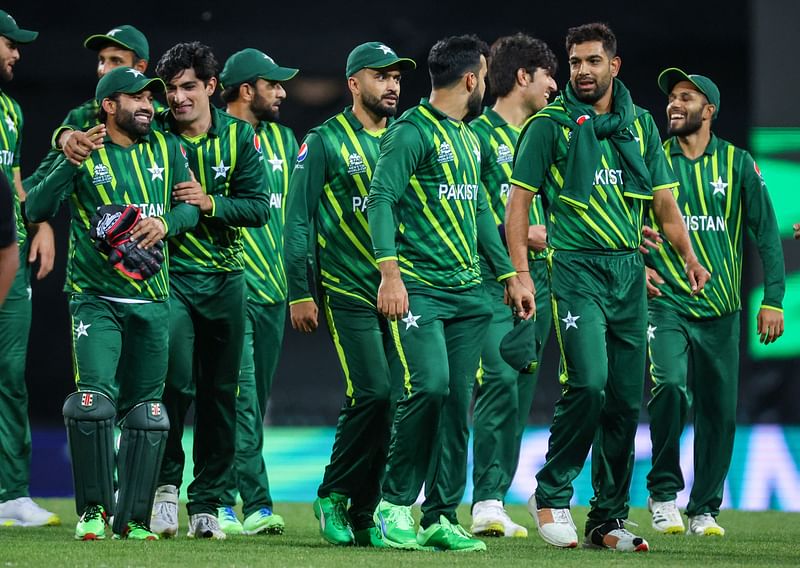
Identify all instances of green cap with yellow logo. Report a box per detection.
[499,318,539,375]
[658,67,720,119]
[345,41,416,78]
[219,48,299,89]
[0,10,38,44]
[84,25,149,62]
[95,66,164,103]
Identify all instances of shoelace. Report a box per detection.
[219,507,238,522]
[386,506,414,531]
[154,501,177,522]
[128,520,150,533]
[83,505,105,522]
[332,500,350,529]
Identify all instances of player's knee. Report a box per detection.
[120,400,170,431]
[413,375,449,401]
[62,390,116,421]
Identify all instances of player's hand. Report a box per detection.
[757,307,784,345]
[27,221,55,280]
[527,224,548,252]
[62,124,106,166]
[290,300,319,333]
[684,257,710,295]
[793,223,800,240]
[639,225,663,254]
[130,217,167,249]
[377,272,408,321]
[645,266,664,298]
[505,275,536,320]
[172,176,212,213]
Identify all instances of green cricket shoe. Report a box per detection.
[313,493,353,545]
[113,520,159,540]
[74,504,107,541]
[217,506,244,535]
[375,500,423,550]
[243,507,285,535]
[417,515,487,552]
[354,525,388,548]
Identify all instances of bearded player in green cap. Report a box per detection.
[149,41,268,540]
[26,66,200,540]
[213,47,300,536]
[24,24,154,191]
[506,23,710,552]
[644,68,784,537]
[368,34,534,552]
[284,41,415,548]
[469,33,558,539]
[0,10,60,529]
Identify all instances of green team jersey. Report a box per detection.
[511,105,678,251]
[368,99,516,291]
[242,121,297,305]
[23,98,165,192]
[155,106,269,274]
[646,134,785,318]
[0,89,25,247]
[24,130,198,301]
[284,107,385,307]
[470,107,547,263]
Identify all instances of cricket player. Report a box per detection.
[0,174,16,306]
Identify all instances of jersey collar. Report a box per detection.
[668,132,719,157]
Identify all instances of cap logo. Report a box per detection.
[376,44,395,56]
[7,15,17,25]
[126,68,144,78]
[262,54,275,64]
[107,28,122,36]
[297,142,308,163]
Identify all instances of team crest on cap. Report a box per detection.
[376,44,395,55]
[576,114,591,125]
[297,142,309,163]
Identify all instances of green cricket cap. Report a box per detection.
[657,67,720,118]
[345,41,416,77]
[219,48,299,89]
[84,25,149,62]
[95,66,164,103]
[0,10,38,44]
[499,318,539,375]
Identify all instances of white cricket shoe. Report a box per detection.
[0,497,60,527]
[648,497,685,534]
[471,499,528,538]
[688,513,725,536]
[187,513,226,539]
[584,519,649,552]
[527,494,577,548]
[150,484,179,537]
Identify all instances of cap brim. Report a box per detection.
[262,66,299,82]
[84,33,133,53]
[370,57,417,72]
[657,67,698,95]
[4,29,38,44]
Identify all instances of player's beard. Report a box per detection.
[116,107,153,138]
[668,107,704,136]
[362,90,397,118]
[0,62,12,82]
[252,91,280,122]
[465,87,483,121]
[572,73,612,105]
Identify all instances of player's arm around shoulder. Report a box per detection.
[24,153,79,223]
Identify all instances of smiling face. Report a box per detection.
[667,80,713,136]
[525,67,558,113]
[0,36,19,82]
[165,67,215,127]
[568,40,619,104]
[109,90,155,137]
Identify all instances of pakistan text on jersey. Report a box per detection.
[353,195,368,212]
[438,183,479,201]
[133,203,165,218]
[683,215,727,232]
[0,150,13,166]
[594,168,624,186]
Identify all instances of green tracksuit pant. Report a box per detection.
[534,250,646,534]
[382,283,492,528]
[221,300,286,516]
[317,292,396,530]
[647,307,740,517]
[159,271,245,516]
[472,260,552,504]
[0,258,31,502]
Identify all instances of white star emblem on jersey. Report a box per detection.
[710,176,728,196]
[376,44,394,55]
[268,156,283,172]
[126,68,144,78]
[75,321,91,339]
[401,311,421,330]
[5,115,16,133]
[147,164,164,181]
[212,160,230,179]
[561,311,580,330]
[647,324,657,341]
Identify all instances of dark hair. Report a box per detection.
[489,33,558,98]
[427,34,489,89]
[97,94,120,124]
[565,22,617,58]
[155,41,218,84]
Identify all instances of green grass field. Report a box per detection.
[2,500,799,567]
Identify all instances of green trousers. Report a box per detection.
[0,258,31,502]
[472,260,552,504]
[317,292,395,530]
[647,307,739,517]
[383,283,491,528]
[221,300,286,517]
[159,271,245,516]
[535,250,646,533]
